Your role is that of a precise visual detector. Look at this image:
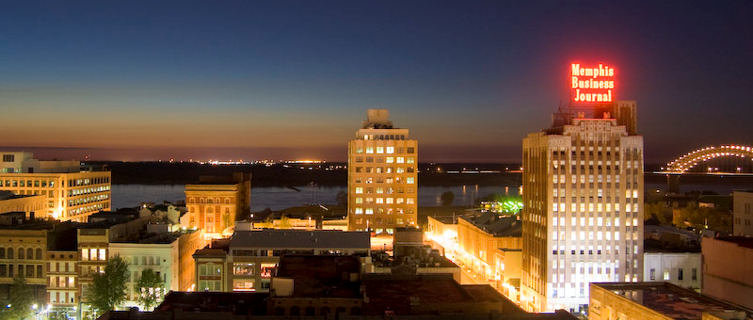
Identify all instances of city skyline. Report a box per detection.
[2,1,753,163]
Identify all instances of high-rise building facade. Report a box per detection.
[0,152,111,221]
[521,112,644,312]
[347,109,418,234]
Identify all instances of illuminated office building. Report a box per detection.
[0,151,111,221]
[347,109,418,234]
[521,109,644,312]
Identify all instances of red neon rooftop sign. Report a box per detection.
[570,63,615,103]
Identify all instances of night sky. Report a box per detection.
[1,1,752,162]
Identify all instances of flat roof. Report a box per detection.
[714,236,753,249]
[593,282,753,320]
[229,229,370,249]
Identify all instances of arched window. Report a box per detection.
[0,248,5,259]
[27,249,33,260]
[7,248,13,259]
[18,248,24,259]
[290,306,300,316]
[36,249,42,260]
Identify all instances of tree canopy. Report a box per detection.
[86,255,129,317]
[136,268,165,311]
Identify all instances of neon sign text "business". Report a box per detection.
[571,63,615,103]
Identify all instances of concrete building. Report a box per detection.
[193,229,370,293]
[702,236,753,309]
[643,252,701,290]
[0,151,111,221]
[733,191,753,236]
[0,191,46,219]
[589,282,753,320]
[347,109,418,234]
[185,173,251,239]
[521,111,644,312]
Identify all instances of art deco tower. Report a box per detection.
[520,109,644,312]
[347,109,418,234]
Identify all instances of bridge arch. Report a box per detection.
[666,145,753,173]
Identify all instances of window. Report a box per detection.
[692,268,697,281]
[649,268,655,280]
[663,270,670,280]
[2,154,14,162]
[233,263,255,276]
[386,147,394,154]
[678,268,684,281]
[355,187,363,194]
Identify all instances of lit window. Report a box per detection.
[406,157,415,163]
[406,198,414,204]
[386,198,394,204]
[355,198,363,204]
[397,157,405,163]
[376,198,384,204]
[376,147,384,154]
[355,187,363,194]
[355,208,363,214]
[386,157,394,163]
[99,249,106,261]
[386,147,394,154]
[406,177,414,184]
[366,147,374,154]
[365,208,374,215]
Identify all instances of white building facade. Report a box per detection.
[521,116,644,312]
[643,252,701,290]
[108,242,179,310]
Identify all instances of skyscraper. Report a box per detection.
[347,109,418,234]
[520,109,644,312]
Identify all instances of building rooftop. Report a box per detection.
[593,282,753,320]
[155,291,269,315]
[0,191,41,201]
[275,255,362,298]
[461,212,522,237]
[229,229,370,249]
[714,236,753,249]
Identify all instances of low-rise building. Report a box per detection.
[457,213,522,282]
[643,251,701,290]
[703,236,753,309]
[184,173,251,239]
[0,151,111,221]
[589,282,753,320]
[193,229,370,293]
[733,191,753,236]
[109,229,203,310]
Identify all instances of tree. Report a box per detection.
[440,191,455,207]
[86,255,129,317]
[1,276,34,320]
[136,269,165,311]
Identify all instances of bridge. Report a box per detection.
[663,145,753,174]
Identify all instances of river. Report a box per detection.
[111,177,753,211]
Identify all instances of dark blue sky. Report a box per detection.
[1,1,752,162]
